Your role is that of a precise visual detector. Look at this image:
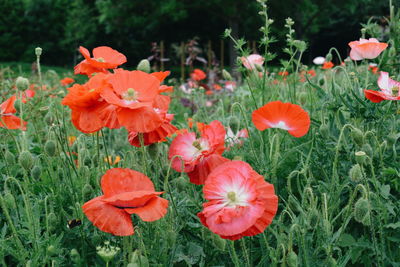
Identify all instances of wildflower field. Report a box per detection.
[1,0,400,266]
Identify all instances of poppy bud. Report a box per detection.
[350,128,364,146]
[44,140,57,157]
[222,69,232,81]
[388,46,396,57]
[137,59,151,73]
[19,151,33,170]
[26,260,32,267]
[212,234,226,251]
[16,76,30,91]
[129,250,149,267]
[255,63,264,73]
[354,198,370,225]
[5,151,15,165]
[325,53,332,62]
[35,47,42,57]
[31,165,41,180]
[82,184,93,200]
[47,212,57,233]
[47,245,57,256]
[308,209,319,228]
[298,91,308,105]
[361,144,373,159]
[70,248,80,264]
[355,151,367,165]
[286,251,298,267]
[3,191,16,210]
[319,124,329,138]
[349,164,363,183]
[327,257,337,266]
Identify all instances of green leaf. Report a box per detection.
[338,234,356,247]
[385,222,400,229]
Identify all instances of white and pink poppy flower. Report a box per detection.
[240,54,264,70]
[364,71,400,103]
[348,38,388,61]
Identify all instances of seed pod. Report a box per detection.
[286,251,298,267]
[16,77,30,91]
[354,198,370,225]
[35,47,42,57]
[44,140,57,157]
[136,59,151,73]
[31,165,41,180]
[355,151,367,165]
[19,151,33,170]
[350,128,364,146]
[4,150,15,165]
[349,164,363,183]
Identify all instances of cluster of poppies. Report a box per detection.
[62,46,176,147]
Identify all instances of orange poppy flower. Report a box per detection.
[104,156,121,165]
[190,69,206,81]
[278,71,289,77]
[252,101,310,137]
[82,168,169,236]
[60,77,75,86]
[197,161,278,240]
[349,38,388,61]
[322,61,334,69]
[68,136,76,146]
[0,95,27,130]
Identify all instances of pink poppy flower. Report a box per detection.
[225,127,248,149]
[240,54,264,70]
[348,38,388,61]
[364,71,400,102]
[197,161,278,240]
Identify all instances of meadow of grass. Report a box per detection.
[1,1,400,267]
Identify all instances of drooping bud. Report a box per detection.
[16,77,30,91]
[319,124,329,138]
[31,165,41,180]
[5,151,15,165]
[44,140,57,157]
[354,198,370,225]
[222,69,233,81]
[3,191,17,210]
[82,184,93,200]
[286,251,298,267]
[350,128,364,146]
[136,59,151,73]
[19,151,33,170]
[298,91,308,105]
[349,164,363,183]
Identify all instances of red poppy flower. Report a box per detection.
[349,38,388,61]
[322,61,334,69]
[0,95,27,130]
[197,161,278,240]
[151,71,174,93]
[101,70,163,133]
[74,46,126,76]
[169,120,227,184]
[20,90,35,103]
[82,168,169,236]
[252,101,310,137]
[278,71,289,77]
[364,71,400,102]
[60,77,75,86]
[190,69,207,81]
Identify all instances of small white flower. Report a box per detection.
[313,56,325,65]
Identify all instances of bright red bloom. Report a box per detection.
[151,71,174,93]
[364,71,400,102]
[74,46,126,76]
[190,69,206,81]
[197,161,278,240]
[252,101,310,137]
[307,69,316,77]
[322,61,334,69]
[60,77,75,86]
[278,71,289,77]
[168,120,227,184]
[349,38,388,61]
[0,95,27,130]
[20,90,35,103]
[82,168,169,236]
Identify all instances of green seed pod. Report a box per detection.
[137,59,151,73]
[4,150,15,165]
[212,234,226,251]
[82,184,93,200]
[3,191,16,210]
[44,140,57,157]
[298,91,308,105]
[349,164,363,183]
[319,124,330,138]
[354,198,370,225]
[286,251,298,267]
[19,151,33,170]
[16,77,30,91]
[31,165,41,180]
[361,144,373,159]
[350,128,364,146]
[35,47,42,57]
[222,69,232,80]
[355,151,367,165]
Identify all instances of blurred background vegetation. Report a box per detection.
[0,0,390,69]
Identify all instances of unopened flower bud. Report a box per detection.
[3,191,16,210]
[5,151,15,165]
[298,91,307,105]
[82,184,93,200]
[129,250,149,267]
[349,164,363,183]
[70,248,80,263]
[31,165,41,180]
[354,198,370,225]
[44,140,57,157]
[16,77,30,91]
[350,128,364,146]
[319,124,329,138]
[19,151,33,170]
[222,69,232,81]
[47,245,57,256]
[137,59,151,73]
[286,251,298,267]
[35,47,42,57]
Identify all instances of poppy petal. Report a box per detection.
[125,197,169,222]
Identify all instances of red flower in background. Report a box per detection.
[190,69,207,81]
[322,61,334,69]
[60,77,75,86]
[252,101,310,137]
[82,168,168,236]
[197,161,278,240]
[74,46,126,76]
[168,120,228,184]
[0,95,27,130]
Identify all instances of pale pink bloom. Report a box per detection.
[225,127,249,149]
[240,54,264,70]
[348,38,388,61]
[224,81,236,92]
